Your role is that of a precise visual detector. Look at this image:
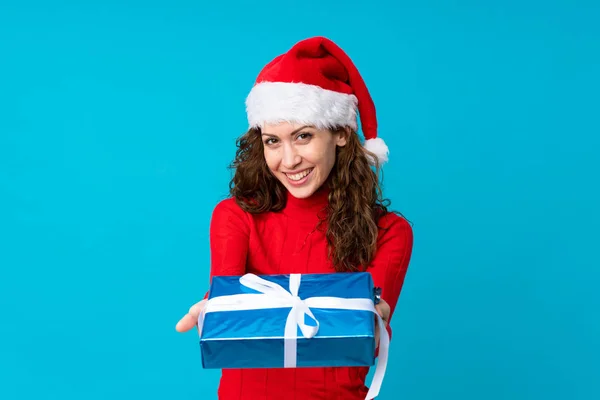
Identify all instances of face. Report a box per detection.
[261,122,348,199]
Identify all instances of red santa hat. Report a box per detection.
[245,36,389,165]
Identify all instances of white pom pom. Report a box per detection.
[363,137,389,165]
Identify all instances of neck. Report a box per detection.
[283,183,330,221]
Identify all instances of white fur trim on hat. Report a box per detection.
[364,137,389,165]
[246,82,358,130]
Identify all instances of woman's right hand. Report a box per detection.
[175,299,207,333]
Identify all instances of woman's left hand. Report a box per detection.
[374,298,390,347]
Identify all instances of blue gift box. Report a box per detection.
[199,272,377,369]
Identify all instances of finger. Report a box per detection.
[375,302,390,319]
[375,304,388,319]
[188,301,206,319]
[175,300,207,332]
[175,313,197,332]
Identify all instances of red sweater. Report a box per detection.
[207,185,413,400]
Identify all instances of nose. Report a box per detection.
[281,143,301,170]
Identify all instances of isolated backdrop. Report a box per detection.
[1,1,599,399]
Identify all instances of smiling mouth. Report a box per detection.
[284,168,313,181]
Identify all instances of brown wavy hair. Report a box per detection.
[228,127,391,272]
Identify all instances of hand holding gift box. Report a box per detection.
[193,272,390,400]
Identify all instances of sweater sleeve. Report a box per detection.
[368,213,414,342]
[204,198,251,298]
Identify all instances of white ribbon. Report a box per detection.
[198,273,389,400]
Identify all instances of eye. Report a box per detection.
[264,137,278,145]
[297,132,313,141]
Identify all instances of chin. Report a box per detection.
[285,185,317,199]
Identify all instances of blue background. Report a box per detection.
[1,0,598,399]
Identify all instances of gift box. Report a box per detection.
[198,272,379,369]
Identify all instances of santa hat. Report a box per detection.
[245,36,389,165]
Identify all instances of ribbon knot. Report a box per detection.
[242,273,320,347]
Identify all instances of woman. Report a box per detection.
[176,36,413,400]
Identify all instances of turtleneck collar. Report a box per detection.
[282,183,330,222]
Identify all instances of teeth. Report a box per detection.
[287,169,312,181]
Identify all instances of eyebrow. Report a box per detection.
[261,125,310,137]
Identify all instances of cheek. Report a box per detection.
[303,142,329,165]
[311,144,337,172]
[263,148,279,172]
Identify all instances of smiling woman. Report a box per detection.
[176,36,414,400]
[228,119,393,273]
